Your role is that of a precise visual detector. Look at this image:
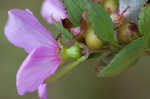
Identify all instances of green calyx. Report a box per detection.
[58,44,81,60]
[58,45,68,63]
[66,45,81,59]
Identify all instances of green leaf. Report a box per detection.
[86,2,118,47]
[98,37,147,77]
[53,21,73,39]
[138,6,150,37]
[64,0,88,26]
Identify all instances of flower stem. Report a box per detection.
[46,54,89,83]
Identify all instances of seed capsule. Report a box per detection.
[117,23,139,43]
[111,10,124,29]
[85,28,103,50]
[111,6,129,29]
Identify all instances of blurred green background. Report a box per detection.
[0,0,150,99]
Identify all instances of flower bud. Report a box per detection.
[117,23,139,43]
[85,28,103,50]
[66,45,81,59]
[104,0,117,14]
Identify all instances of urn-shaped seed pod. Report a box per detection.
[104,0,117,14]
[111,11,124,29]
[85,28,103,50]
[111,6,129,29]
[117,23,139,43]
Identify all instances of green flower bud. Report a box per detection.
[117,23,139,43]
[85,28,103,50]
[104,0,117,14]
[66,45,81,59]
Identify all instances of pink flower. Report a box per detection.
[41,0,67,24]
[4,9,61,99]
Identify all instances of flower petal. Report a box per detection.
[16,46,61,95]
[41,0,67,24]
[38,84,48,99]
[5,9,58,53]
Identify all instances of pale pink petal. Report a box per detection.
[5,9,58,53]
[16,47,61,95]
[38,84,48,99]
[41,0,67,24]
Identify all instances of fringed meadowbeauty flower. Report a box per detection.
[4,9,61,99]
[41,0,67,24]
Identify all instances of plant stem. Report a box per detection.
[46,54,89,83]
